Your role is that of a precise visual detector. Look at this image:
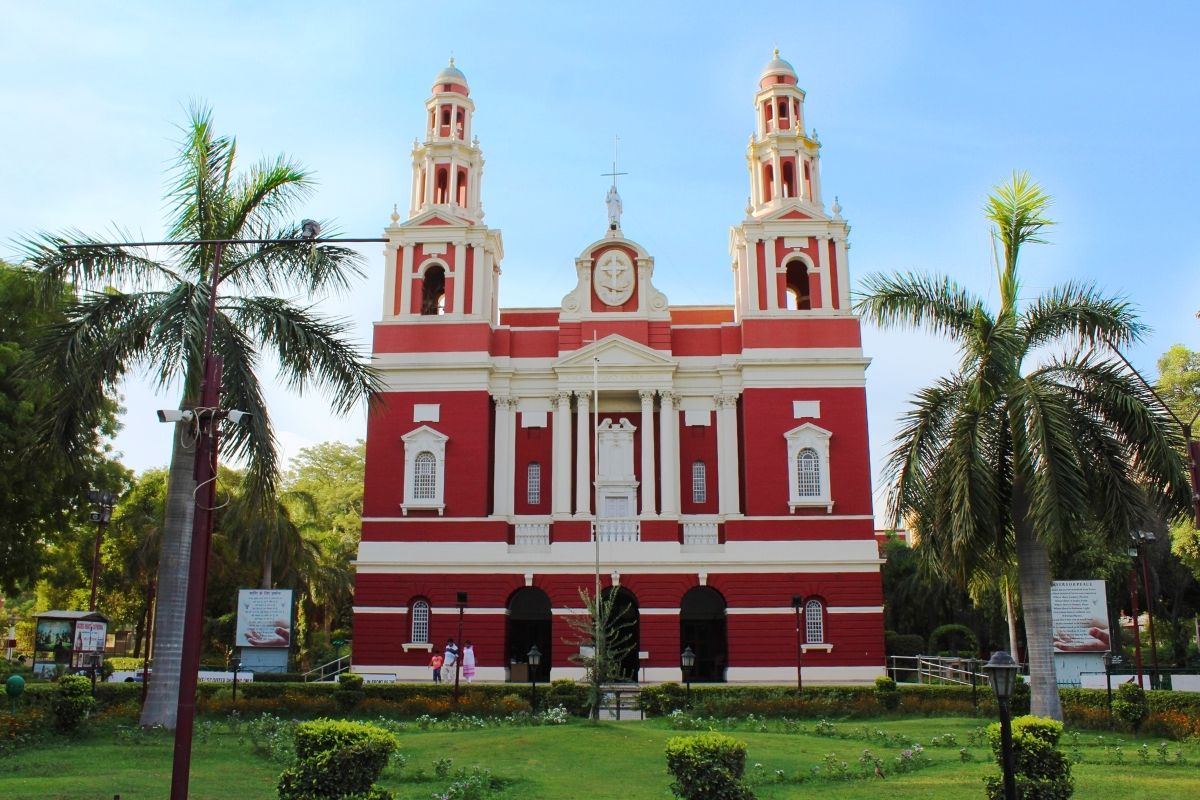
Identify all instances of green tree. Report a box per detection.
[565,587,638,721]
[21,106,377,728]
[0,260,124,595]
[855,172,1189,719]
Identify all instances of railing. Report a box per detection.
[682,520,719,545]
[303,654,351,682]
[888,654,1002,688]
[513,521,550,546]
[596,518,640,542]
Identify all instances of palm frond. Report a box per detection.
[1020,281,1146,354]
[985,171,1054,314]
[18,231,178,304]
[854,271,988,345]
[228,295,379,414]
[218,222,364,298]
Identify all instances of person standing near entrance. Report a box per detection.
[430,652,443,683]
[462,641,476,683]
[442,638,458,682]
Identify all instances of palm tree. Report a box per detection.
[855,172,1188,719]
[224,487,318,590]
[21,105,376,728]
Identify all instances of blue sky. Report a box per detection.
[3,2,1198,516]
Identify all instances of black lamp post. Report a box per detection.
[681,646,696,709]
[453,591,467,704]
[64,227,386,800]
[791,595,805,692]
[1131,529,1160,687]
[984,650,1019,800]
[1103,651,1114,722]
[87,490,116,611]
[528,644,542,712]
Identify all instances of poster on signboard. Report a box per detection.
[35,619,73,658]
[74,620,107,652]
[1051,580,1110,653]
[235,589,293,648]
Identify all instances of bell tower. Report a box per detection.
[729,51,851,320]
[381,60,503,323]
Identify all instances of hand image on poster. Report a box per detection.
[243,619,291,647]
[1052,619,1110,652]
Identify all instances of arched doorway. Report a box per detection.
[506,587,551,682]
[680,587,727,682]
[601,586,641,682]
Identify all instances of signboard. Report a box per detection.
[74,621,107,653]
[1051,580,1110,653]
[235,589,293,648]
[34,619,73,658]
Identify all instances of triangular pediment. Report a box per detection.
[553,334,676,371]
[403,208,472,228]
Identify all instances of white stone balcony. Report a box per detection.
[682,518,720,546]
[595,518,640,543]
[512,519,551,548]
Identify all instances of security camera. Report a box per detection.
[300,219,322,239]
[225,410,251,425]
[156,409,195,423]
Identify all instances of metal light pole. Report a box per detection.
[680,646,695,710]
[1103,652,1115,722]
[63,226,386,800]
[528,644,542,713]
[1132,530,1160,687]
[984,650,1019,800]
[87,490,116,611]
[791,595,805,693]
[1127,556,1145,689]
[453,591,467,704]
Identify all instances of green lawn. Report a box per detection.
[1,715,1198,799]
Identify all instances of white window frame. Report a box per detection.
[805,598,825,644]
[691,460,707,503]
[410,599,431,644]
[401,425,449,515]
[527,462,542,505]
[784,422,832,513]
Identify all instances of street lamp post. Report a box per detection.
[453,591,467,705]
[791,595,805,693]
[87,490,116,611]
[528,644,542,713]
[64,227,386,800]
[680,646,695,710]
[984,650,1019,800]
[1103,651,1114,722]
[1126,551,1145,689]
[1132,530,1160,687]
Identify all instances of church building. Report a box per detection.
[352,53,885,684]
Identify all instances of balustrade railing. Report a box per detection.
[596,518,640,542]
[513,521,550,546]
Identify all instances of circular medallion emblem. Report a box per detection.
[593,250,635,306]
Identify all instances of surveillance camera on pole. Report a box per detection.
[156,409,195,424]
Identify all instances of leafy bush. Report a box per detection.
[927,624,978,658]
[665,732,755,800]
[1113,682,1149,732]
[884,631,925,657]
[985,715,1073,800]
[873,676,900,710]
[277,719,397,800]
[641,682,689,716]
[544,679,590,716]
[50,675,95,734]
[339,673,365,690]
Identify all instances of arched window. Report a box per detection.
[785,261,811,310]
[413,451,437,500]
[435,167,448,203]
[805,599,824,643]
[796,448,821,497]
[527,462,542,505]
[411,599,431,644]
[781,162,796,199]
[691,461,707,503]
[421,265,446,315]
[763,162,775,200]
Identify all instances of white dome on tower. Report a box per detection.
[433,58,469,94]
[759,49,798,88]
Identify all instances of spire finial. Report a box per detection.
[773,47,780,59]
[391,204,401,224]
[449,54,455,67]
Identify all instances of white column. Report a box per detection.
[658,391,680,517]
[834,236,850,311]
[382,242,399,319]
[448,157,459,206]
[423,154,435,204]
[410,162,420,215]
[817,235,833,311]
[638,389,657,517]
[765,236,779,311]
[716,393,741,516]
[574,391,591,517]
[745,238,759,315]
[492,396,515,516]
[771,153,782,201]
[552,391,572,517]
[398,244,414,317]
[452,241,466,315]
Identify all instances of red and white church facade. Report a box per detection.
[352,53,885,684]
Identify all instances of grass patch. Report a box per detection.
[0,714,1197,799]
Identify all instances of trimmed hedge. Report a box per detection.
[985,716,1073,800]
[278,719,397,800]
[665,732,753,800]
